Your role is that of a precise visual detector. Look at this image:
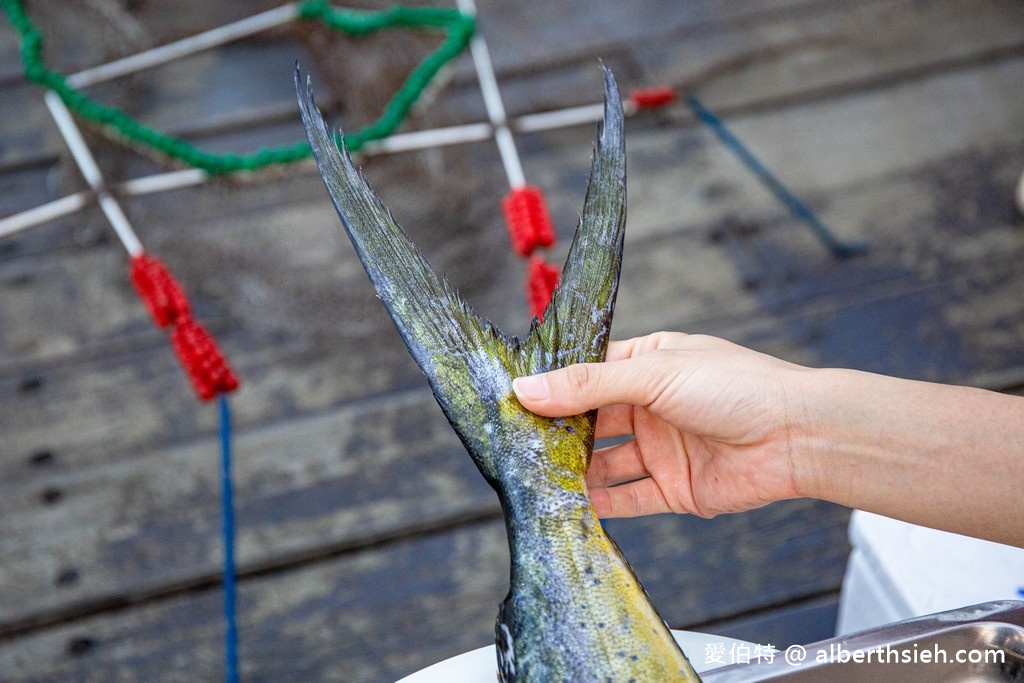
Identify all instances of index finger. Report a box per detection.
[595,403,634,440]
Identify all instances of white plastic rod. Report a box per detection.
[0,192,91,240]
[455,0,526,189]
[362,121,494,154]
[118,168,208,196]
[516,103,605,133]
[44,91,144,256]
[67,4,301,88]
[0,100,613,237]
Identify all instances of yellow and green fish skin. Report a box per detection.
[297,65,700,682]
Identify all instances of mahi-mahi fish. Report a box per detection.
[296,65,700,682]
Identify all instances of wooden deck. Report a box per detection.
[2,0,1024,680]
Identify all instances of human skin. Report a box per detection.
[512,332,1024,548]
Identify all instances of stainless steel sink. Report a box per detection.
[703,600,1024,682]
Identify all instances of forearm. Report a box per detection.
[791,368,1024,547]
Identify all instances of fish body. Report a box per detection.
[297,66,699,682]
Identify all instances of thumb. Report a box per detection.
[513,360,648,417]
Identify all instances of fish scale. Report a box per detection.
[297,64,700,682]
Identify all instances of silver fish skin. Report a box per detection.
[296,65,700,682]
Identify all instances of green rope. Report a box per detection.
[1,0,474,175]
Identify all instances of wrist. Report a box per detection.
[783,366,871,502]
[783,367,1010,533]
[762,358,1024,546]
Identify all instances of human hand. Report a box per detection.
[512,332,811,519]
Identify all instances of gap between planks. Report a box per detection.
[0,506,502,641]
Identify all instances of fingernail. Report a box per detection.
[513,375,549,402]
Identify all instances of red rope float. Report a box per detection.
[130,254,239,401]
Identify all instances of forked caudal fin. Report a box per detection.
[295,64,626,479]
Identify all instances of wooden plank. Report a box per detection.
[4,212,1015,636]
[445,0,1024,122]
[6,46,1024,368]
[1,1,1020,678]
[2,102,1015,374]
[700,594,841,649]
[0,386,494,632]
[0,246,150,363]
[3,122,1023,479]
[0,161,61,220]
[0,340,853,636]
[4,0,1022,174]
[526,56,1024,246]
[613,203,1024,385]
[0,13,18,75]
[0,500,849,682]
[0,81,59,170]
[0,0,128,168]
[474,0,830,77]
[17,137,1015,635]
[10,249,1003,630]
[630,0,1024,115]
[0,0,455,169]
[603,503,850,629]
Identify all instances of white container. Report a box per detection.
[836,510,1024,635]
[398,630,756,682]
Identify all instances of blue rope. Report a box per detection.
[218,394,239,683]
[686,94,868,259]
